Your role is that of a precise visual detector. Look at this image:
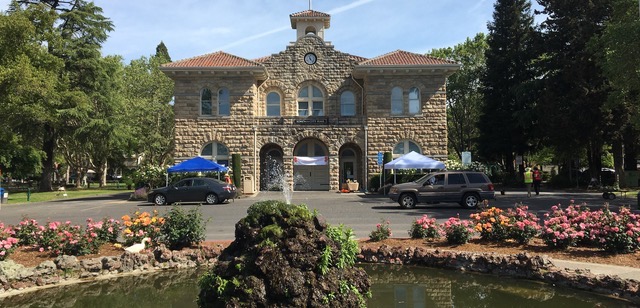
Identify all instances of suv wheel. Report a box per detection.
[398,193,417,209]
[461,193,480,209]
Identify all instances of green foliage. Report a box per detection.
[368,219,391,242]
[131,164,166,188]
[232,154,241,188]
[368,173,380,192]
[478,0,537,168]
[160,206,207,250]
[318,245,332,275]
[259,224,283,241]
[430,33,488,158]
[326,225,359,269]
[244,200,313,227]
[198,271,231,306]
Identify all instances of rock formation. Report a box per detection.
[198,200,371,307]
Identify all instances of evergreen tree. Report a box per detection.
[536,0,612,180]
[478,0,537,177]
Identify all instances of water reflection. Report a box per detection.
[0,266,632,307]
[362,264,631,308]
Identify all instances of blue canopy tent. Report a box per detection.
[168,156,227,173]
[165,156,228,186]
[384,151,445,184]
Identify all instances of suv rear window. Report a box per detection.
[447,173,466,185]
[466,173,488,184]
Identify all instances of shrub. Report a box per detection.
[34,221,95,256]
[442,216,474,245]
[121,210,165,246]
[594,207,640,254]
[408,215,441,240]
[0,223,18,261]
[86,218,121,244]
[541,205,585,249]
[369,219,391,242]
[505,205,541,244]
[12,218,40,246]
[161,206,207,250]
[470,207,510,242]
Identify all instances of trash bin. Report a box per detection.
[243,175,256,194]
[0,188,6,204]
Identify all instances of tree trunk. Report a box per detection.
[39,125,55,192]
[612,139,624,188]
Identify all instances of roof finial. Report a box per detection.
[309,0,312,10]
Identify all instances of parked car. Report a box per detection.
[147,177,236,205]
[388,171,495,209]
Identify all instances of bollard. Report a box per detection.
[27,188,30,202]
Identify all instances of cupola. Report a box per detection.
[290,10,330,40]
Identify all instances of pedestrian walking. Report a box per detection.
[524,167,533,197]
[532,166,542,196]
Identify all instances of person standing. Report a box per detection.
[524,167,533,197]
[532,166,542,195]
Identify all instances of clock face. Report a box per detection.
[304,53,317,65]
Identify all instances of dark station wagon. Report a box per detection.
[147,177,237,205]
[388,171,495,209]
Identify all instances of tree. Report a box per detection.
[536,0,613,181]
[430,33,488,160]
[8,0,113,191]
[478,0,538,177]
[121,43,175,169]
[0,5,62,181]
[596,0,640,181]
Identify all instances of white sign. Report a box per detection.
[461,152,471,165]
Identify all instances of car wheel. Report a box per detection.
[398,193,417,208]
[608,192,616,200]
[461,193,480,209]
[205,193,219,205]
[154,194,166,206]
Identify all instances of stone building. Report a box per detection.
[161,9,458,192]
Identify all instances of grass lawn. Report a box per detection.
[2,185,132,204]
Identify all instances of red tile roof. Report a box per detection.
[163,51,264,68]
[290,10,330,18]
[358,50,457,66]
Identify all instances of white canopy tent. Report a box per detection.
[384,151,445,184]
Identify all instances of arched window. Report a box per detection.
[266,92,281,116]
[305,26,317,35]
[218,88,230,116]
[295,139,326,156]
[393,140,421,155]
[340,91,355,116]
[201,88,212,116]
[408,87,420,115]
[298,85,324,116]
[391,87,403,115]
[200,142,230,166]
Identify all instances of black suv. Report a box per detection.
[388,171,495,209]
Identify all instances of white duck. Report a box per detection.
[125,237,151,253]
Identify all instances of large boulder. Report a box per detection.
[198,200,370,307]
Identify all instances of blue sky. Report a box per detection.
[0,0,542,63]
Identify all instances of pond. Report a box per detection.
[0,265,631,307]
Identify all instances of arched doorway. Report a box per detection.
[259,144,284,191]
[339,144,362,188]
[293,138,329,191]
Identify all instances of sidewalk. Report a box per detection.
[552,259,640,281]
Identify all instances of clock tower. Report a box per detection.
[290,9,330,40]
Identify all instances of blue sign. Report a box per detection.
[377,152,383,165]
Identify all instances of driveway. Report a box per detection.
[0,190,636,241]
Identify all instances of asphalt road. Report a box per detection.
[0,189,637,241]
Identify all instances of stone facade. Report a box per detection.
[162,9,458,192]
